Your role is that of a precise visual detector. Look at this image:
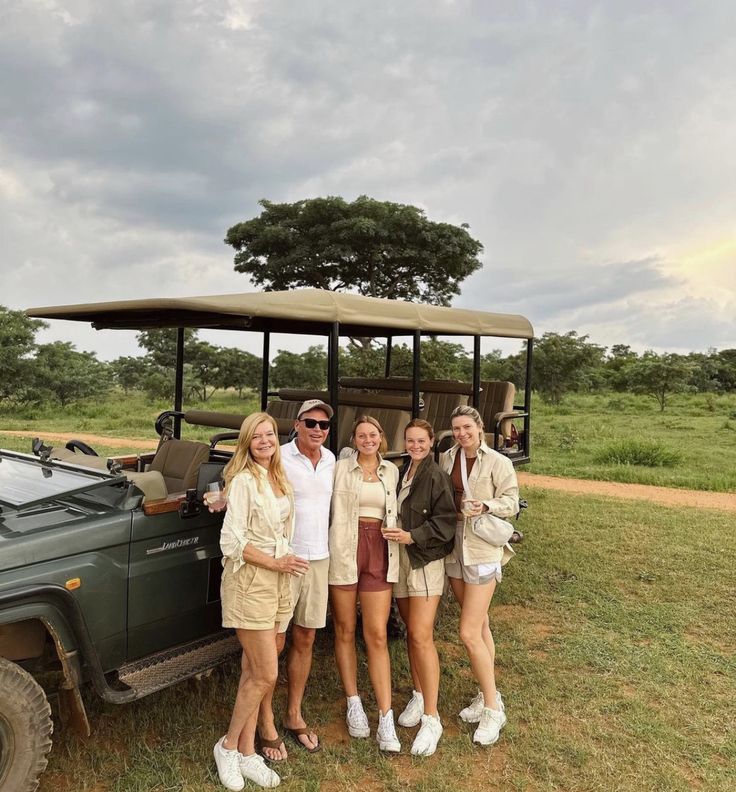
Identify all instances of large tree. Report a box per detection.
[225,195,484,306]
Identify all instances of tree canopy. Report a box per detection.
[224,195,484,306]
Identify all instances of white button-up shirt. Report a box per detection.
[281,438,335,560]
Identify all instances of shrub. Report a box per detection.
[557,427,579,451]
[595,439,681,467]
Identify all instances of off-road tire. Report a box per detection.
[0,657,53,792]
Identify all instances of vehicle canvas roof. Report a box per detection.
[26,288,534,339]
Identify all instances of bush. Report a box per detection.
[595,439,681,467]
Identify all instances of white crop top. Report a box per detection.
[359,480,386,520]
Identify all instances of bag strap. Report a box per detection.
[459,449,474,502]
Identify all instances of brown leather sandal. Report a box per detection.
[284,725,321,753]
[256,731,287,762]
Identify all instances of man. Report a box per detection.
[257,398,335,757]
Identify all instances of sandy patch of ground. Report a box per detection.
[517,472,736,512]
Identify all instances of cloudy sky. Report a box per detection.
[2,0,735,360]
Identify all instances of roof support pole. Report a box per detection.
[260,331,270,411]
[174,327,184,439]
[384,336,392,378]
[328,322,340,454]
[524,337,534,459]
[412,330,421,418]
[472,335,481,409]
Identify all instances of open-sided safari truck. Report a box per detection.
[0,289,533,792]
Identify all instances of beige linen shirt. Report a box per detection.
[220,467,295,573]
[440,442,519,565]
[328,452,400,585]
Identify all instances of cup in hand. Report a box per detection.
[462,499,480,517]
[204,481,227,511]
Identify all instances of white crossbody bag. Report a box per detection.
[460,450,515,548]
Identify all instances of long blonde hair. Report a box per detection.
[223,412,291,495]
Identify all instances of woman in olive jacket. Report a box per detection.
[382,419,456,757]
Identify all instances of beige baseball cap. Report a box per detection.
[297,398,334,419]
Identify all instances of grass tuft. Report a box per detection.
[594,439,682,467]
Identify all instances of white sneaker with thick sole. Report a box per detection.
[410,714,443,757]
[346,695,370,738]
[213,737,245,791]
[473,705,507,746]
[376,709,401,752]
[397,690,424,727]
[460,690,504,723]
[239,753,280,788]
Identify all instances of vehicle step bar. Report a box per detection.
[117,632,240,699]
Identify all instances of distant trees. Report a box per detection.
[1,304,735,412]
[0,307,46,402]
[616,353,696,411]
[532,332,606,404]
[31,342,113,407]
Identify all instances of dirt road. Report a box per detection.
[4,429,736,512]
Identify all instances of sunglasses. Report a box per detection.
[300,418,331,430]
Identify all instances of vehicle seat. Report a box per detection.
[125,471,168,501]
[477,380,516,448]
[149,438,211,493]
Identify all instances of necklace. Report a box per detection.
[359,463,379,481]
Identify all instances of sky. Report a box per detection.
[1,0,735,361]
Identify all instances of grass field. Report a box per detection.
[2,389,735,492]
[528,392,736,492]
[35,489,735,792]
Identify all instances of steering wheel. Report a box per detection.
[64,439,100,457]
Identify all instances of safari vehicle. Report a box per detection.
[1,289,533,791]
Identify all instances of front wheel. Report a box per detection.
[0,658,53,792]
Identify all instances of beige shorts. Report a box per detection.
[221,559,292,631]
[278,557,330,633]
[393,545,446,598]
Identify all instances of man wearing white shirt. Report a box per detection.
[275,398,335,754]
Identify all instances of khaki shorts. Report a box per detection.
[278,557,330,633]
[221,559,292,631]
[393,545,446,598]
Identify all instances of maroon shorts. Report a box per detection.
[331,518,391,593]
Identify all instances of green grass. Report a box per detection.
[527,392,736,491]
[593,438,682,467]
[38,491,736,791]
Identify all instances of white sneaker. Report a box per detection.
[473,705,507,746]
[398,690,424,727]
[459,690,504,723]
[346,696,370,738]
[410,714,443,756]
[213,737,245,791]
[376,709,401,752]
[239,753,280,788]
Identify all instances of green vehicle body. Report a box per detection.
[0,449,227,678]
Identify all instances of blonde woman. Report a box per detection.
[440,405,519,747]
[213,412,309,791]
[329,416,402,752]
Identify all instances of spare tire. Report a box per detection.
[0,658,53,792]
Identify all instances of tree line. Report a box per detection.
[2,306,735,411]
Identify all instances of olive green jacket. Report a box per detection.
[398,456,456,569]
